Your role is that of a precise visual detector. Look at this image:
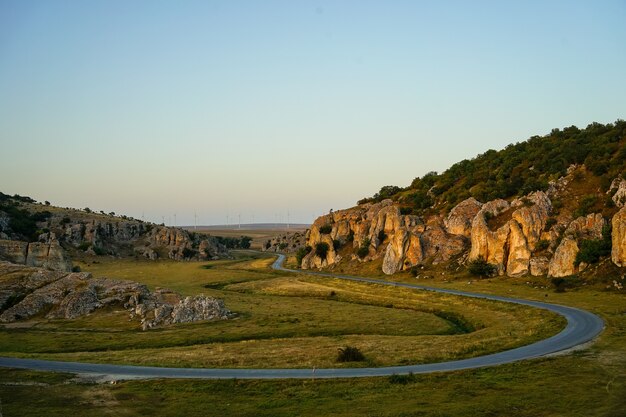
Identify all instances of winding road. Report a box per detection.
[0,254,604,380]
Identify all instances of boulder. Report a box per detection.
[0,261,232,329]
[529,257,549,276]
[510,191,551,251]
[548,236,579,277]
[445,197,482,237]
[612,206,626,267]
[0,240,28,264]
[506,221,531,277]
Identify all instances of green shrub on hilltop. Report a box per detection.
[357,120,626,208]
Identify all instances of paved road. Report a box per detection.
[0,254,604,380]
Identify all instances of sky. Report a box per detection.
[1,1,625,226]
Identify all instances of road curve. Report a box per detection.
[0,254,604,380]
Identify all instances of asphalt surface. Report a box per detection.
[0,254,604,380]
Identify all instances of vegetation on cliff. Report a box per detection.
[360,120,626,212]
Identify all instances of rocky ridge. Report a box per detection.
[0,196,229,267]
[0,261,232,330]
[303,170,626,278]
[262,231,307,253]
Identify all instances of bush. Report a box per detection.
[535,239,550,251]
[77,242,91,251]
[574,195,597,218]
[467,257,496,277]
[399,207,413,215]
[551,277,567,293]
[319,225,332,234]
[182,247,198,259]
[332,239,341,251]
[336,346,365,362]
[92,246,106,256]
[389,372,417,385]
[346,230,354,243]
[315,242,330,259]
[357,238,371,259]
[296,246,311,265]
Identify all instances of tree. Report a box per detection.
[467,257,496,277]
[315,242,330,259]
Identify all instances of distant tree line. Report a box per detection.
[214,235,252,249]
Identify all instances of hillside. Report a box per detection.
[0,193,229,270]
[360,120,626,213]
[301,120,626,288]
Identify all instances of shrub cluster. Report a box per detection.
[467,257,497,277]
[336,346,365,362]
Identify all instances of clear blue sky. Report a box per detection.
[1,1,625,225]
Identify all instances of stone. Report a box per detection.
[506,221,531,277]
[548,236,579,277]
[0,240,28,264]
[608,178,626,208]
[611,206,626,267]
[0,261,232,329]
[565,213,605,240]
[445,197,482,237]
[529,257,549,276]
[510,191,552,251]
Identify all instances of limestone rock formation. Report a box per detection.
[147,226,227,261]
[445,197,482,237]
[0,261,232,329]
[0,238,72,272]
[529,257,549,276]
[608,178,626,208]
[262,231,306,253]
[612,206,626,266]
[548,236,579,277]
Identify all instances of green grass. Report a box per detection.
[1,252,623,415]
[0,253,563,369]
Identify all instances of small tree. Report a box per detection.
[319,224,332,234]
[315,242,330,259]
[296,246,311,265]
[467,257,496,277]
[357,238,371,259]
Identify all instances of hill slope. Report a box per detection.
[302,120,626,286]
[0,193,229,269]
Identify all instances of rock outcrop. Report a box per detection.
[445,197,482,237]
[262,231,306,253]
[302,201,465,274]
[608,178,626,208]
[548,236,579,277]
[300,186,626,278]
[0,238,72,272]
[134,226,229,261]
[612,206,626,266]
[0,261,232,330]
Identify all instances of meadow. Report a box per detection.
[0,251,624,416]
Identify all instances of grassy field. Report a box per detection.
[0,252,624,416]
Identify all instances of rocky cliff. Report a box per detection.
[262,231,307,253]
[0,237,72,271]
[303,169,624,278]
[0,261,232,330]
[0,194,229,263]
